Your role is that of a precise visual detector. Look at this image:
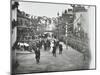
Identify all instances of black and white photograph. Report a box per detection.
[11,0,96,75]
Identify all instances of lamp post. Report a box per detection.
[57,12,59,39]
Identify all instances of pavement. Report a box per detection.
[16,44,86,73]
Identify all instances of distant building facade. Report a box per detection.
[17,10,31,26]
[61,9,75,36]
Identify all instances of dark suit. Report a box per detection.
[59,44,63,54]
[35,49,40,64]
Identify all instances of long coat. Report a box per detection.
[35,49,40,59]
[59,44,63,51]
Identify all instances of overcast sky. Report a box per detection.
[18,2,72,18]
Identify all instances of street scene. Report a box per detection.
[11,0,95,75]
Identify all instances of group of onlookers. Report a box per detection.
[12,34,64,64]
[31,37,64,64]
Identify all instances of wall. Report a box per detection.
[88,6,96,69]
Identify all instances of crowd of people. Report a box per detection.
[13,33,65,64]
[31,35,64,64]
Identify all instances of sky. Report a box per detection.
[18,2,72,18]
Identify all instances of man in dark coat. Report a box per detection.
[52,40,57,57]
[35,48,40,64]
[52,45,56,57]
[46,39,51,50]
[59,43,63,54]
[44,40,47,51]
[39,40,42,49]
[37,40,42,49]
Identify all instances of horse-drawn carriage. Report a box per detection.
[15,40,37,52]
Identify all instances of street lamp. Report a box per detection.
[57,12,59,39]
